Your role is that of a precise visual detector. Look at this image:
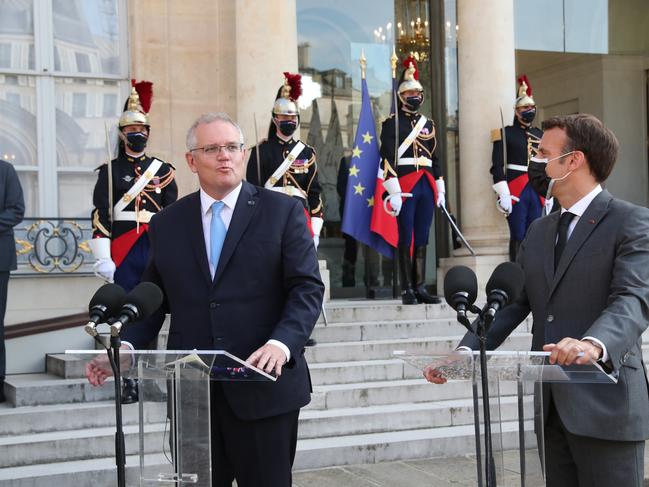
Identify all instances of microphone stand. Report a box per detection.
[94,330,127,487]
[456,306,497,487]
[477,307,497,487]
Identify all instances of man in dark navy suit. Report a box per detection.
[0,160,24,403]
[87,112,324,487]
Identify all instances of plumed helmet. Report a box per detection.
[272,72,302,116]
[119,80,153,128]
[398,56,424,94]
[515,75,535,108]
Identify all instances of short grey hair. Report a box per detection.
[186,112,245,150]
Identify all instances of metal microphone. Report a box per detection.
[110,282,164,336]
[84,283,126,337]
[484,262,524,321]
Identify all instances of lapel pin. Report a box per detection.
[588,219,595,224]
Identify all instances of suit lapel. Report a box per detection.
[212,181,260,286]
[549,190,612,296]
[185,191,212,286]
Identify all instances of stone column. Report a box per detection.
[438,0,516,289]
[234,0,299,146]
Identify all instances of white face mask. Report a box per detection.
[529,151,576,198]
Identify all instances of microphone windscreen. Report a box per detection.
[444,265,478,309]
[486,262,524,303]
[125,282,164,319]
[89,283,126,316]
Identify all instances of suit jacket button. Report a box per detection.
[209,301,218,309]
[547,315,554,323]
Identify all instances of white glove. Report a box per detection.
[544,197,554,215]
[94,259,116,283]
[383,178,403,216]
[310,217,323,249]
[89,238,116,282]
[435,179,446,208]
[492,181,512,215]
[387,194,402,216]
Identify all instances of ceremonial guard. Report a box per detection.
[246,72,324,247]
[379,57,445,305]
[89,81,177,291]
[490,75,544,261]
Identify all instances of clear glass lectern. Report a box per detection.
[394,350,616,487]
[67,349,275,486]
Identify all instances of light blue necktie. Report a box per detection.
[210,201,226,271]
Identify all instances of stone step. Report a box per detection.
[0,395,532,468]
[295,419,537,470]
[316,300,457,324]
[312,316,532,343]
[0,453,168,487]
[305,334,532,364]
[4,373,115,407]
[307,378,518,411]
[0,401,155,436]
[0,423,166,468]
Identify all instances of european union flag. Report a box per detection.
[341,78,394,258]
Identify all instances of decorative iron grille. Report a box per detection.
[14,218,95,275]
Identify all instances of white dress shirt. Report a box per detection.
[199,183,291,362]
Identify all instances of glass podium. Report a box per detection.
[67,350,275,486]
[394,350,616,487]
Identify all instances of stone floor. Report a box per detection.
[292,445,649,487]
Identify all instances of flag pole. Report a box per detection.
[390,46,399,299]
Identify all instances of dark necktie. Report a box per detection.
[555,211,575,270]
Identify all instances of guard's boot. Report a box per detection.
[342,259,356,287]
[121,377,138,404]
[398,246,417,305]
[413,246,441,304]
[508,239,521,262]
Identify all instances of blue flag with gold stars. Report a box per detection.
[341,78,394,258]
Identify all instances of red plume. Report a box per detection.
[402,56,419,80]
[517,75,532,96]
[131,79,154,113]
[282,72,302,101]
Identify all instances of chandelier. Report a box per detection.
[395,0,430,63]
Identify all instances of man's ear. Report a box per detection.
[570,150,587,171]
[185,152,197,173]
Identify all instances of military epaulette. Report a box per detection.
[490,128,502,142]
[166,161,176,170]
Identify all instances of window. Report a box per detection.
[0,0,129,217]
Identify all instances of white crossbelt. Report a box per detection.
[397,115,428,159]
[113,158,163,220]
[265,142,305,188]
[398,157,432,167]
[113,210,154,223]
[268,186,307,199]
[507,164,528,172]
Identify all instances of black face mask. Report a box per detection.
[520,108,536,124]
[405,95,422,111]
[277,120,297,137]
[527,159,551,197]
[125,132,148,153]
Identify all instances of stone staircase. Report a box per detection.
[0,300,610,486]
